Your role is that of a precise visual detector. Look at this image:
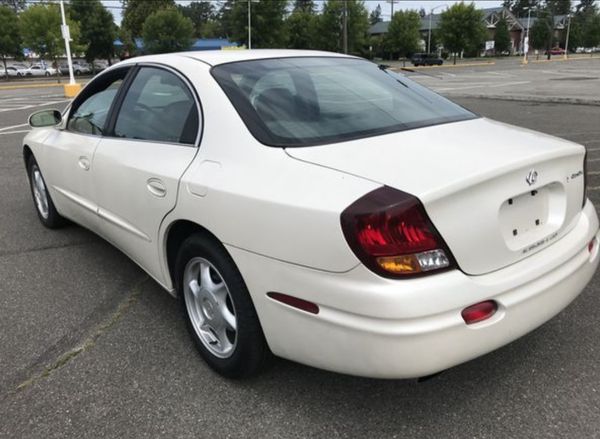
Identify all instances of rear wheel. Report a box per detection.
[176,233,271,378]
[44,72,50,77]
[27,156,66,228]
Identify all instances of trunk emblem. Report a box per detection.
[525,169,538,186]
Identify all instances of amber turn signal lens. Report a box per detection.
[376,255,421,274]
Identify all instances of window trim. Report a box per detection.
[105,62,204,148]
[65,66,134,137]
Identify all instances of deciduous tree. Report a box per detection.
[122,0,174,38]
[384,10,421,59]
[0,5,21,79]
[70,0,116,66]
[226,0,288,48]
[142,8,194,54]
[439,3,486,64]
[178,1,216,38]
[494,17,512,53]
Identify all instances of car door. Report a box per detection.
[41,67,131,230]
[92,65,200,278]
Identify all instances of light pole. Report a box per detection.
[522,7,531,64]
[564,14,572,59]
[247,0,259,50]
[59,0,79,97]
[428,4,447,54]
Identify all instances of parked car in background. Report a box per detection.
[410,53,444,66]
[547,47,566,55]
[3,66,22,77]
[93,61,108,73]
[8,64,29,77]
[25,63,58,77]
[59,61,91,76]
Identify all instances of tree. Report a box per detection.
[20,4,81,71]
[0,0,24,13]
[494,17,512,53]
[530,9,554,56]
[369,4,382,25]
[546,0,572,16]
[122,0,174,38]
[287,3,318,49]
[178,1,216,38]
[502,0,540,17]
[582,11,600,48]
[576,0,598,15]
[439,3,486,64]
[384,10,421,59]
[70,0,116,66]
[316,0,369,54]
[0,5,21,79]
[142,8,194,54]
[226,0,288,48]
[293,0,316,13]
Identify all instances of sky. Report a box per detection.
[103,0,504,25]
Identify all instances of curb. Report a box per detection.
[0,82,67,91]
[407,61,496,70]
[448,93,600,106]
[526,56,600,64]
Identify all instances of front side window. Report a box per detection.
[212,57,477,147]
[114,67,198,144]
[68,68,128,135]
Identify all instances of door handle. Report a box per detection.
[78,156,90,171]
[146,178,167,198]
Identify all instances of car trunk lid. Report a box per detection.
[286,118,586,275]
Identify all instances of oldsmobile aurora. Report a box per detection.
[23,50,599,379]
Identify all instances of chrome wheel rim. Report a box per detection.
[183,257,237,358]
[31,165,49,219]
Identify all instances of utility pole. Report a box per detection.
[522,7,531,64]
[564,14,571,60]
[343,0,348,54]
[386,0,398,19]
[247,0,259,50]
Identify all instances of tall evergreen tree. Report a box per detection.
[503,0,540,17]
[287,1,318,49]
[226,0,288,48]
[369,4,382,25]
[316,0,369,54]
[178,1,216,38]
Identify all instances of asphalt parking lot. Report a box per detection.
[1,60,600,438]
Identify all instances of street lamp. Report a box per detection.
[564,14,572,60]
[428,4,448,54]
[58,0,80,97]
[522,7,532,64]
[247,0,259,50]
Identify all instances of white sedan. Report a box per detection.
[23,50,599,379]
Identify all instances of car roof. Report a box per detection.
[119,49,357,67]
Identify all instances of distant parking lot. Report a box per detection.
[1,59,600,438]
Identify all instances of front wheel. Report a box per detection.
[44,72,50,77]
[176,234,271,378]
[27,156,66,228]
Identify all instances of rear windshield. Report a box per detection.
[211,57,476,147]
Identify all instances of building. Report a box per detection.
[369,6,568,55]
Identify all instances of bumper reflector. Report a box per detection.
[462,300,498,325]
[267,292,320,314]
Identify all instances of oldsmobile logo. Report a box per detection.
[525,169,538,186]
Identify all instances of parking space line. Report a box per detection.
[0,123,29,131]
[0,99,70,113]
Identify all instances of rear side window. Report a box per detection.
[212,57,476,147]
[114,67,198,145]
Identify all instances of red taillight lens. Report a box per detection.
[461,301,498,325]
[583,150,588,208]
[341,186,456,278]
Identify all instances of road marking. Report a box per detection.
[0,123,29,131]
[489,80,531,88]
[0,99,70,113]
[0,130,30,135]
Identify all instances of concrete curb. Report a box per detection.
[448,93,600,106]
[407,61,496,70]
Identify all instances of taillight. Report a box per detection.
[583,150,588,208]
[340,186,456,278]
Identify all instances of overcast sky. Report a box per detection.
[103,0,504,25]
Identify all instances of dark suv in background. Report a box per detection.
[410,53,444,66]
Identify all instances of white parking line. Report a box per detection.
[0,130,30,135]
[0,123,29,131]
[0,99,70,113]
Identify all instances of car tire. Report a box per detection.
[45,72,50,77]
[75,70,80,76]
[175,233,271,378]
[27,156,66,229]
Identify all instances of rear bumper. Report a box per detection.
[228,201,599,379]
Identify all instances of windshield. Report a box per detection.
[211,57,476,147]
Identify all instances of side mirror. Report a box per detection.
[28,109,62,128]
